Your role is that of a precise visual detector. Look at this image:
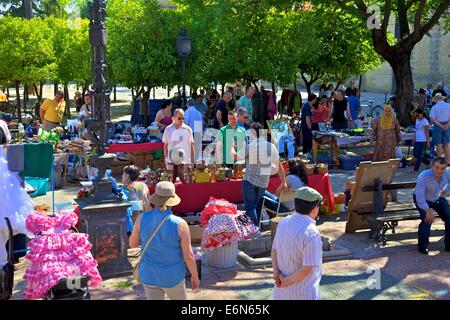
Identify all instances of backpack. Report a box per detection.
[0,218,14,300]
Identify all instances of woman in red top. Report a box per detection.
[311,95,330,131]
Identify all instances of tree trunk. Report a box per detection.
[140,87,151,126]
[167,86,171,97]
[64,85,70,118]
[23,85,28,113]
[271,82,277,106]
[113,84,117,102]
[389,52,414,127]
[54,82,58,95]
[15,81,22,123]
[252,81,260,93]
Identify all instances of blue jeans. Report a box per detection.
[413,195,450,250]
[413,142,426,171]
[258,191,290,214]
[242,180,266,226]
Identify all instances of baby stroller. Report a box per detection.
[0,218,14,300]
[44,275,91,300]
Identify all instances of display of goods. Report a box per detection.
[315,162,328,174]
[159,170,173,182]
[343,128,366,136]
[232,163,244,180]
[77,187,94,199]
[319,204,330,215]
[201,212,258,251]
[334,192,346,204]
[142,169,160,185]
[194,168,211,183]
[200,197,238,227]
[305,165,315,175]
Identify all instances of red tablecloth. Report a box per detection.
[147,173,334,214]
[106,142,164,153]
[267,173,335,212]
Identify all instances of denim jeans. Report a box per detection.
[242,180,266,226]
[413,195,450,250]
[413,142,426,171]
[257,191,290,215]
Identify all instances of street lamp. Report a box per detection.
[176,28,192,109]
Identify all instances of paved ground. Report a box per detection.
[12,166,449,300]
[9,85,449,300]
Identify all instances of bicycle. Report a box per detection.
[361,99,384,119]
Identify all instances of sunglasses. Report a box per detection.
[177,117,184,120]
[243,116,248,119]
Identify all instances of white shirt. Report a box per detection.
[0,120,11,143]
[415,118,429,142]
[184,106,203,134]
[429,101,450,123]
[273,213,322,300]
[162,123,194,164]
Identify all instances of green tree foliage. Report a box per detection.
[107,0,181,93]
[275,0,450,125]
[289,4,383,93]
[0,16,55,120]
[45,17,90,89]
[176,0,299,90]
[0,0,71,17]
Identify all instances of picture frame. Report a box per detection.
[318,121,327,132]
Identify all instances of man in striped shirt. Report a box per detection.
[413,157,450,254]
[272,187,323,300]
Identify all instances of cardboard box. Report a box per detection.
[110,159,133,176]
[182,216,203,244]
[132,152,153,169]
[152,159,166,170]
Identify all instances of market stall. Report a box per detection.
[312,130,415,168]
[145,173,334,214]
[106,141,164,153]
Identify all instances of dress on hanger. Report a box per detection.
[23,210,102,299]
[0,147,34,267]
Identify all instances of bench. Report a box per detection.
[361,179,439,245]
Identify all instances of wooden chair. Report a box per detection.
[260,189,296,230]
[345,159,400,233]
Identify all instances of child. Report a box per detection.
[413,109,430,172]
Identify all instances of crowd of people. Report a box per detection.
[1,80,449,301]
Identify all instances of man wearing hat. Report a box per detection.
[429,93,450,163]
[271,187,323,300]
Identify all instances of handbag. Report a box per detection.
[133,214,171,283]
[0,218,14,300]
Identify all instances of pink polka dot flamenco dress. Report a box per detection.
[23,210,102,299]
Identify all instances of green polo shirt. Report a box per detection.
[217,124,246,165]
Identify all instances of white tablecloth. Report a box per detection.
[316,132,415,146]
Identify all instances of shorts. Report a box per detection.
[432,124,450,145]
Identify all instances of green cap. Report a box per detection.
[295,187,323,203]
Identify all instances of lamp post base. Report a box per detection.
[76,200,132,279]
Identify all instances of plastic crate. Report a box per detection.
[24,177,48,197]
[316,156,334,166]
[339,156,362,171]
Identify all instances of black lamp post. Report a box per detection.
[76,0,132,279]
[176,28,192,108]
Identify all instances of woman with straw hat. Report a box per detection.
[129,181,200,300]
